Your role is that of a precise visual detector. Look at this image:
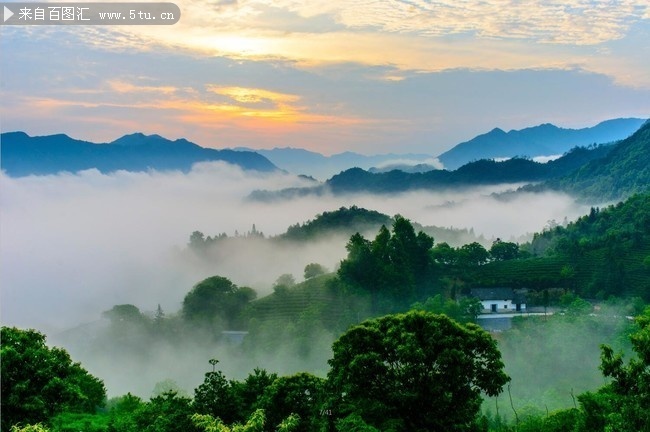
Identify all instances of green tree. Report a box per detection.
[430,242,458,266]
[129,392,200,432]
[338,217,435,313]
[234,368,278,419]
[191,409,299,432]
[256,373,326,432]
[151,379,188,399]
[10,425,51,432]
[458,242,490,267]
[411,295,481,324]
[50,411,110,432]
[326,311,509,432]
[334,414,380,432]
[489,240,520,261]
[303,263,327,280]
[275,414,300,432]
[338,232,380,311]
[191,409,264,432]
[104,393,143,432]
[182,276,257,331]
[590,306,650,431]
[103,304,148,324]
[189,231,207,251]
[1,327,106,430]
[273,274,296,289]
[193,361,242,425]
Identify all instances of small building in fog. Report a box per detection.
[221,330,248,345]
[470,288,526,313]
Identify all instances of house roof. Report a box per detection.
[513,292,527,304]
[470,288,515,301]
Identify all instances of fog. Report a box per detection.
[0,162,594,397]
[1,164,590,331]
[491,306,633,418]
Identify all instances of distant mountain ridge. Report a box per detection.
[249,142,615,199]
[438,118,647,170]
[233,146,435,180]
[0,132,278,176]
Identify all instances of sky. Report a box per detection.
[1,0,650,155]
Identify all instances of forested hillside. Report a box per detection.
[326,143,613,194]
[468,193,650,299]
[5,195,650,432]
[547,120,650,201]
[188,205,486,252]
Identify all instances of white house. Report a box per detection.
[470,288,526,313]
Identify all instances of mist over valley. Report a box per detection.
[1,121,648,429]
[1,154,603,397]
[1,162,592,332]
[3,1,650,427]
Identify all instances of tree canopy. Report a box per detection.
[582,306,650,431]
[338,216,435,313]
[182,276,257,331]
[326,311,509,432]
[1,327,106,431]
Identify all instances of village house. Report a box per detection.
[470,287,527,314]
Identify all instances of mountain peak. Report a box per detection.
[1,131,30,140]
[110,133,169,146]
[438,118,646,170]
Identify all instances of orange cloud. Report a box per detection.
[207,86,300,104]
[156,97,365,131]
[109,80,178,95]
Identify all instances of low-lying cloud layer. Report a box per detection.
[1,163,590,335]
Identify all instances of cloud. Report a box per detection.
[207,85,299,104]
[533,154,563,163]
[1,166,598,397]
[269,0,648,45]
[109,80,179,95]
[3,36,649,156]
[1,165,592,335]
[5,0,647,89]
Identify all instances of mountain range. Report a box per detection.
[233,147,436,180]
[250,141,616,200]
[437,118,646,170]
[250,119,649,202]
[0,132,278,176]
[236,118,645,177]
[2,117,646,185]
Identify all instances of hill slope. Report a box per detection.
[438,118,646,170]
[547,120,650,201]
[1,132,277,176]
[472,193,650,299]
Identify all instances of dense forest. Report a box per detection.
[3,192,650,431]
[188,205,487,252]
[3,308,649,432]
[546,119,650,201]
